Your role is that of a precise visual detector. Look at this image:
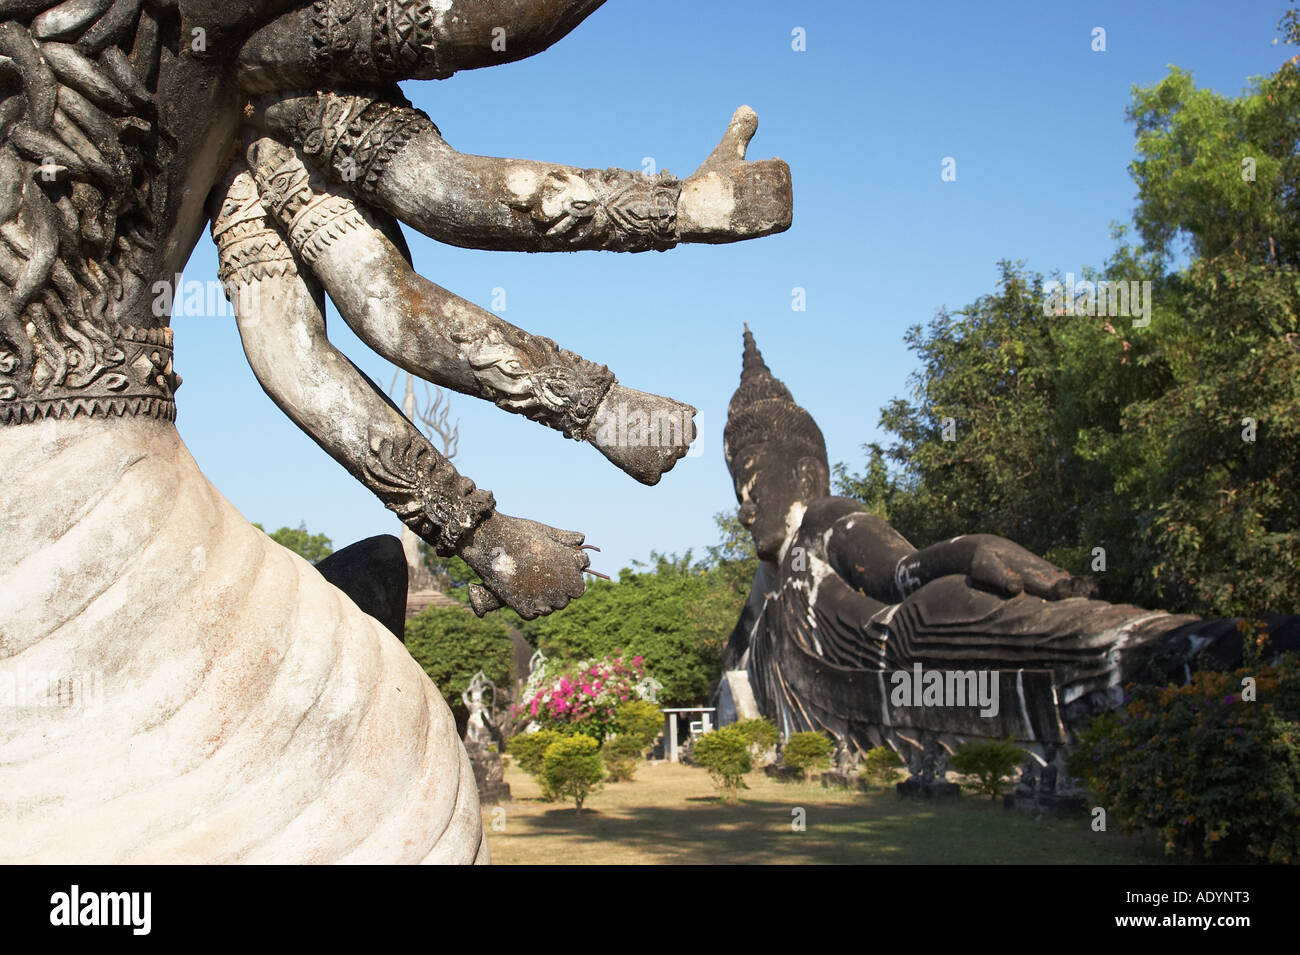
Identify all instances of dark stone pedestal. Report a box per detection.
[764,764,803,782]
[896,775,961,799]
[465,739,511,805]
[819,770,858,789]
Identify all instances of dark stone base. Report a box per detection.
[896,775,961,799]
[818,770,858,789]
[1003,789,1087,817]
[764,764,803,782]
[476,778,513,805]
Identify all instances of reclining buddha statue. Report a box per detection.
[719,328,1300,785]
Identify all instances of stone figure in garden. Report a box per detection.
[0,0,790,862]
[720,328,1300,784]
[462,670,510,804]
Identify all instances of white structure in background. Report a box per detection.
[661,707,716,763]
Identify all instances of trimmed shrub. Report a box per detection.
[542,735,605,811]
[1068,656,1300,863]
[616,699,664,746]
[859,745,905,788]
[950,739,1024,800]
[782,731,834,780]
[508,729,562,801]
[693,728,751,803]
[508,729,560,777]
[732,718,779,751]
[602,733,645,782]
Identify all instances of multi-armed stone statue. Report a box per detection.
[0,0,791,862]
[720,329,1300,793]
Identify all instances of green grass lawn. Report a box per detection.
[483,760,1167,865]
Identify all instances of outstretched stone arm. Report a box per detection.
[236,0,610,91]
[824,509,918,600]
[894,533,1086,602]
[249,90,791,253]
[824,510,1089,603]
[209,163,589,618]
[243,134,696,485]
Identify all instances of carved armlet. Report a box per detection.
[211,165,494,555]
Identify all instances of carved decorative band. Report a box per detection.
[213,169,298,285]
[295,91,428,197]
[287,193,368,264]
[310,0,441,80]
[0,325,180,426]
[364,428,496,554]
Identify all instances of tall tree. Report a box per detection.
[838,8,1300,617]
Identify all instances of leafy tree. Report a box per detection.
[541,735,604,811]
[404,606,513,721]
[693,728,752,803]
[858,746,905,789]
[837,10,1300,617]
[615,699,664,746]
[522,549,748,706]
[507,729,562,800]
[949,739,1025,801]
[253,522,333,563]
[1068,654,1300,862]
[782,731,833,780]
[731,718,779,751]
[601,734,645,782]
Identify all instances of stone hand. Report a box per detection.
[968,538,1092,601]
[677,106,793,244]
[458,512,590,619]
[901,533,1094,602]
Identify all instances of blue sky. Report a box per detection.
[172,0,1293,575]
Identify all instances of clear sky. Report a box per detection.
[172,0,1293,576]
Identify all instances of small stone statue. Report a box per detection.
[721,328,1300,771]
[462,670,510,805]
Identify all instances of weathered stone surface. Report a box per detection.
[1,0,791,862]
[0,417,484,863]
[462,671,510,805]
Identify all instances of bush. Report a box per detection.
[521,552,749,705]
[949,739,1024,800]
[602,734,645,782]
[541,735,605,812]
[508,729,561,778]
[732,718,779,751]
[616,699,663,746]
[693,728,752,803]
[782,731,833,780]
[1068,655,1300,863]
[513,653,651,742]
[859,746,905,788]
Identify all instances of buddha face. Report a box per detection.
[733,443,829,561]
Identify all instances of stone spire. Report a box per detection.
[723,326,826,474]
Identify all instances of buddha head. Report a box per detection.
[723,327,829,561]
